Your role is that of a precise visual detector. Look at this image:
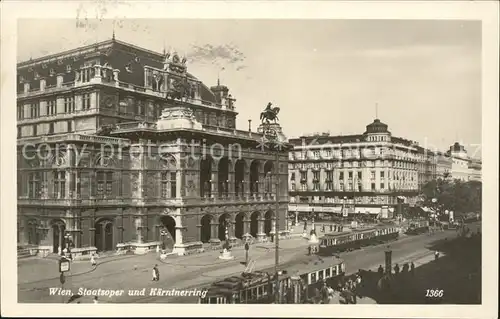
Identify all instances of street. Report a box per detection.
[18,225,478,304]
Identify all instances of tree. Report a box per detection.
[419,179,482,215]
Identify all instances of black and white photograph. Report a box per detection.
[1,1,498,318]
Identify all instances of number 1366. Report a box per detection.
[426,289,444,297]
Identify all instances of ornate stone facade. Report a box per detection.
[16,38,289,258]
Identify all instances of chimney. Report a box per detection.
[248,119,252,132]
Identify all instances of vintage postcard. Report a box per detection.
[1,1,498,318]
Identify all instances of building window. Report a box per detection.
[290,172,295,181]
[70,172,81,198]
[291,183,296,191]
[358,184,362,192]
[300,171,307,182]
[371,183,376,191]
[47,100,56,115]
[48,123,54,134]
[357,171,362,180]
[52,171,66,199]
[339,183,344,191]
[32,125,37,136]
[82,93,91,110]
[30,103,39,118]
[339,172,344,180]
[17,127,22,138]
[301,183,307,191]
[370,171,375,180]
[380,183,385,190]
[161,172,177,198]
[313,171,320,180]
[325,181,333,191]
[64,96,75,113]
[28,172,41,199]
[17,104,24,120]
[313,151,320,159]
[313,182,320,191]
[326,171,333,181]
[96,171,113,198]
[348,171,353,179]
[66,65,72,73]
[380,171,385,178]
[67,121,72,132]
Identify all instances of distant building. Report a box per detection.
[447,142,472,181]
[468,158,482,182]
[287,118,436,219]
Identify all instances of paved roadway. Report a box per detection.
[18,223,479,304]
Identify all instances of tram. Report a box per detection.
[405,220,429,235]
[198,256,346,304]
[317,226,400,256]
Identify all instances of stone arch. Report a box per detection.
[217,157,230,197]
[249,160,260,196]
[200,155,214,197]
[234,212,245,239]
[95,218,115,252]
[250,211,260,237]
[200,214,212,243]
[234,159,246,197]
[50,219,66,254]
[159,152,177,169]
[218,213,231,241]
[94,153,116,168]
[264,210,275,235]
[159,215,176,249]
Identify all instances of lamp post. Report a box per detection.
[63,232,72,259]
[259,102,289,304]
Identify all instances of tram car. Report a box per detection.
[198,256,346,304]
[405,220,429,235]
[317,226,400,256]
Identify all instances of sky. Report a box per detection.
[17,19,482,156]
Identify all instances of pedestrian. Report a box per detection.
[152,265,158,281]
[434,251,439,261]
[410,262,415,273]
[90,253,97,267]
[377,265,384,277]
[154,264,160,281]
[93,296,98,304]
[394,263,400,275]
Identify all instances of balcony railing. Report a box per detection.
[17,133,130,146]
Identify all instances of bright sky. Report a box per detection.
[17,19,482,155]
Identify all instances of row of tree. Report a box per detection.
[419,177,482,216]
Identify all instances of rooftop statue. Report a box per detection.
[260,102,280,124]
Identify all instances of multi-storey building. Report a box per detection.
[287,119,424,220]
[447,142,472,181]
[468,158,482,182]
[17,37,289,257]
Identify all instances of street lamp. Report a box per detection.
[259,102,289,304]
[63,232,72,259]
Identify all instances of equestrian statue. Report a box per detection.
[260,102,280,124]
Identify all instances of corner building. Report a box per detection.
[17,38,289,257]
[287,119,436,219]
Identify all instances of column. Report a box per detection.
[256,216,266,241]
[228,167,235,198]
[58,225,63,254]
[210,171,218,199]
[175,227,183,245]
[176,170,183,198]
[209,221,220,243]
[243,217,251,235]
